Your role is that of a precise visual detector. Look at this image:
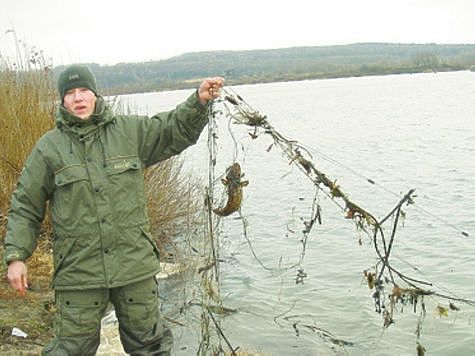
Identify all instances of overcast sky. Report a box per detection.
[1,0,474,66]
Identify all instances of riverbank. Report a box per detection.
[0,245,186,354]
[0,246,54,354]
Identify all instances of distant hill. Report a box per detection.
[54,43,475,95]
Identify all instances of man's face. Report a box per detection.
[63,87,97,120]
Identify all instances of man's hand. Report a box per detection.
[198,77,225,105]
[7,260,28,297]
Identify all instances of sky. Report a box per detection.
[1,0,474,66]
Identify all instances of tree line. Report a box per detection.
[53,43,475,95]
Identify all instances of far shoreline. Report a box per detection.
[109,67,473,97]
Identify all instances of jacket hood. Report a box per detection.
[55,96,114,137]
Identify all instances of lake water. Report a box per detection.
[119,71,475,355]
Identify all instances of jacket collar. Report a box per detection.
[55,96,114,138]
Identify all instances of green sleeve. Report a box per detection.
[137,90,208,167]
[4,145,54,265]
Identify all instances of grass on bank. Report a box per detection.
[0,41,201,352]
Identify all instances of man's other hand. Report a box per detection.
[7,260,28,297]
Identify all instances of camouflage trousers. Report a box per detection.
[42,277,173,356]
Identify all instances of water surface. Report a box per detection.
[120,71,475,355]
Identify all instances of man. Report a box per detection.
[4,64,224,355]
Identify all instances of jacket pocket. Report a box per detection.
[51,236,76,287]
[54,164,89,186]
[140,226,160,261]
[52,164,90,221]
[105,156,145,223]
[105,155,141,175]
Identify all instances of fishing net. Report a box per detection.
[174,88,473,355]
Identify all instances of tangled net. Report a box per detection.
[194,88,473,355]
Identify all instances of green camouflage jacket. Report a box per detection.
[4,92,207,290]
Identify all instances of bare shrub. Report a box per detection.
[145,158,202,259]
